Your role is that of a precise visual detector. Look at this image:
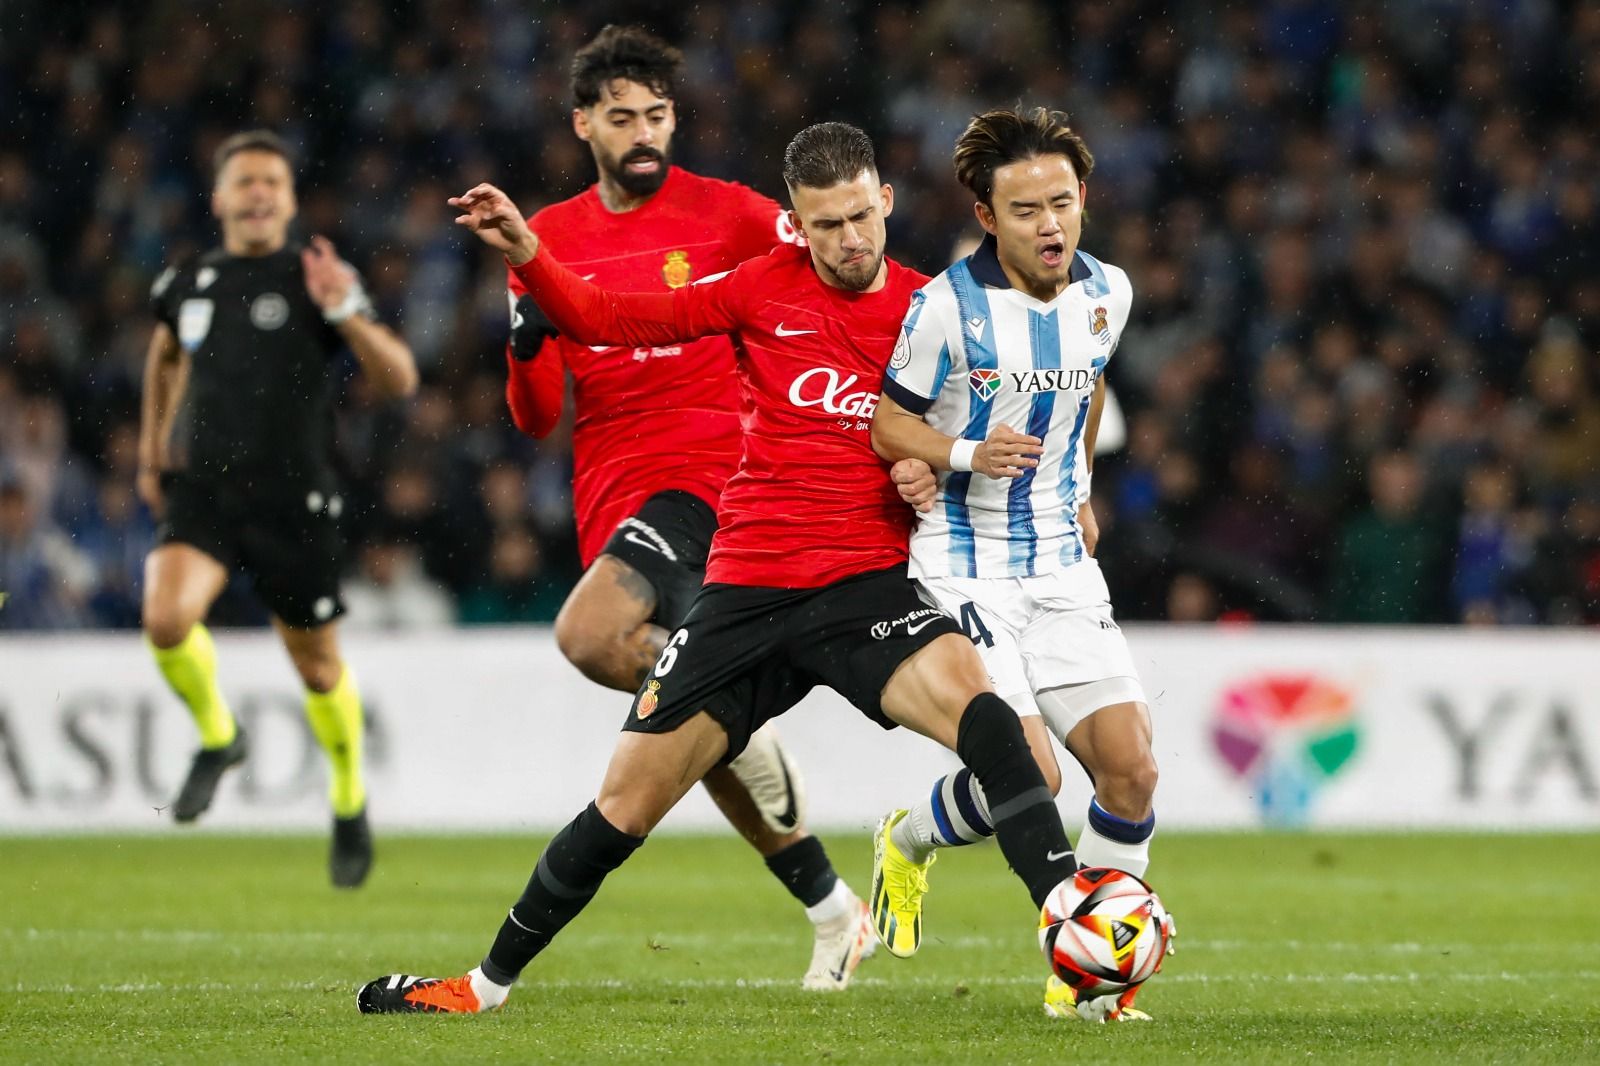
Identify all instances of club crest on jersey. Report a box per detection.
[969,368,1002,401]
[637,680,661,718]
[662,250,692,289]
[1089,304,1111,344]
[251,293,290,331]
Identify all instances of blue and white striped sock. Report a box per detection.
[892,768,994,863]
[1075,797,1155,878]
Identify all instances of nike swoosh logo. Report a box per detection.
[905,617,940,636]
[623,530,666,554]
[775,323,817,336]
[1046,849,1074,863]
[580,273,598,281]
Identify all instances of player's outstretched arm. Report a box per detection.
[302,236,419,398]
[450,184,741,350]
[872,392,1041,479]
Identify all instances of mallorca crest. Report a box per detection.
[968,367,1002,401]
[637,679,662,718]
[662,250,692,289]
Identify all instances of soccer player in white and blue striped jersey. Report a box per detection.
[867,109,1165,1019]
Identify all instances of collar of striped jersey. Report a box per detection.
[966,233,1095,291]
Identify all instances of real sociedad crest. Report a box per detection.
[1089,304,1111,344]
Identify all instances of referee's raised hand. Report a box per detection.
[301,235,357,312]
[449,184,540,265]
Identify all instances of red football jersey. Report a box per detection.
[504,167,798,566]
[511,243,931,588]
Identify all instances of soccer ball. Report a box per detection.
[1038,868,1171,998]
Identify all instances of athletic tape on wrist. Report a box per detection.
[323,284,369,325]
[949,439,978,472]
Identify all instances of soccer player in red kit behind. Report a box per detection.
[357,123,1078,1015]
[501,26,871,990]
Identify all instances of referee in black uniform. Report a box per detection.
[137,130,418,887]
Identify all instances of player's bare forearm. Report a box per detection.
[871,396,960,468]
[1083,377,1106,474]
[339,317,419,398]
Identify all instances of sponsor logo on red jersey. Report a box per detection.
[787,367,879,418]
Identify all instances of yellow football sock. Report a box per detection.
[148,624,236,750]
[305,666,366,817]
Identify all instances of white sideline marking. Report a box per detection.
[11,971,1600,995]
[12,928,1599,959]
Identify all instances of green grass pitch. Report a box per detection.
[3,831,1597,1064]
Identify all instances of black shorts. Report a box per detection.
[157,473,346,629]
[623,565,964,759]
[598,490,718,630]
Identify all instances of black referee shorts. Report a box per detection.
[158,472,346,629]
[597,489,718,630]
[622,565,963,759]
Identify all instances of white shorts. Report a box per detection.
[917,558,1146,738]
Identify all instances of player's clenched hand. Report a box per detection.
[301,236,356,312]
[973,423,1043,479]
[449,184,540,265]
[1078,498,1099,555]
[891,458,938,513]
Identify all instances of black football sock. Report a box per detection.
[763,836,838,908]
[955,693,1076,908]
[480,802,645,985]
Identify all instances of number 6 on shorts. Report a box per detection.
[653,629,688,676]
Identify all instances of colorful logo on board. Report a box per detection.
[1211,675,1360,827]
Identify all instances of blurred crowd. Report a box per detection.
[3,0,1599,630]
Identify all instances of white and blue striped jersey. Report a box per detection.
[882,236,1132,579]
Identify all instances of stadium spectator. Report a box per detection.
[2,0,1597,628]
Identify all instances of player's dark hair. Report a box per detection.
[782,122,877,192]
[953,108,1094,207]
[570,25,682,108]
[212,129,294,180]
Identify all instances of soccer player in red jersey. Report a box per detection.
[358,123,1077,1015]
[500,26,872,991]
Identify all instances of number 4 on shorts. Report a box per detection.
[958,602,994,648]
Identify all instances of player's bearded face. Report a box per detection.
[982,155,1085,300]
[212,150,296,252]
[581,81,676,200]
[791,171,893,293]
[598,142,671,198]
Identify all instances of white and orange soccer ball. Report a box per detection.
[1038,868,1172,998]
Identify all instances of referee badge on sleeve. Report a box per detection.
[177,299,215,352]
